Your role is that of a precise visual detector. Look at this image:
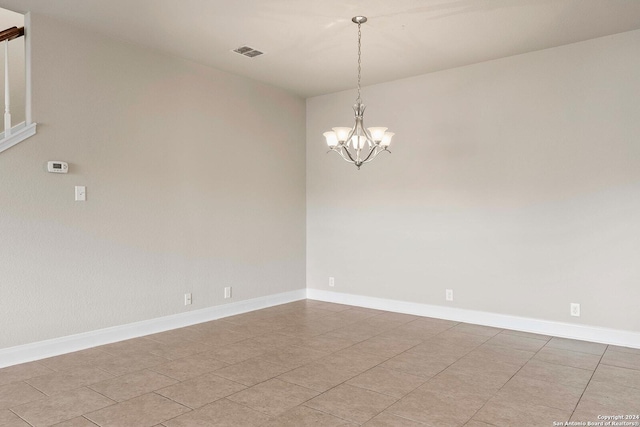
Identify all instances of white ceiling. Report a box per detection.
[1,0,640,98]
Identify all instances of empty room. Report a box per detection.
[0,1,639,426]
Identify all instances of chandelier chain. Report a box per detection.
[357,22,362,104]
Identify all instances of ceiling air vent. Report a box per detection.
[233,45,264,58]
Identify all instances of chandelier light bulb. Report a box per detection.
[323,131,339,147]
[332,127,352,143]
[322,16,394,170]
[367,127,388,143]
[350,135,367,149]
[380,132,394,147]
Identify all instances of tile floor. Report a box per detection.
[1,300,639,426]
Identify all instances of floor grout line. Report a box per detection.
[2,302,634,426]
[567,343,608,422]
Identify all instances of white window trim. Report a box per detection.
[0,12,36,154]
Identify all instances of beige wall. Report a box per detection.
[307,30,640,332]
[3,13,639,351]
[0,14,306,349]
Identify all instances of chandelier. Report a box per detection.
[323,16,394,170]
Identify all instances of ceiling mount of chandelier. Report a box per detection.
[323,16,394,170]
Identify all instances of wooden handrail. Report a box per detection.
[0,27,24,43]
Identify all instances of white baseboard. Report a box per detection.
[4,287,638,369]
[0,289,306,368]
[306,289,640,349]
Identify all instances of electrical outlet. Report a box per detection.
[224,287,232,299]
[184,293,192,305]
[329,277,335,287]
[446,289,454,301]
[570,303,580,317]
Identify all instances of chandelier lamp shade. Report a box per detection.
[323,16,394,170]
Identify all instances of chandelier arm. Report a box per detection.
[358,141,381,164]
[361,147,391,164]
[353,114,367,163]
[345,126,357,146]
[362,127,375,143]
[329,146,357,164]
[337,124,358,162]
[341,145,357,163]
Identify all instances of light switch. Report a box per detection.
[75,186,86,201]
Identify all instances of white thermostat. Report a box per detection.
[47,161,68,173]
